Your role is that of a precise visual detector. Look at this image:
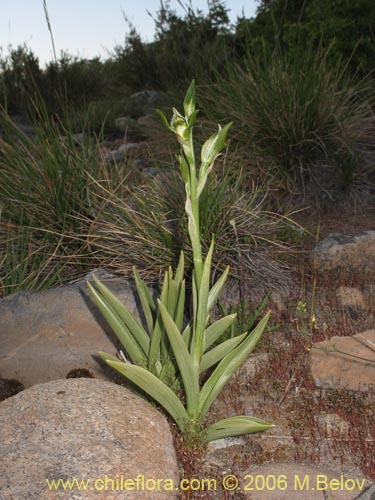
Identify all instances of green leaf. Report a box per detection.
[179,153,190,185]
[158,301,200,419]
[106,359,189,431]
[199,312,270,419]
[183,79,196,117]
[203,314,237,351]
[148,269,169,373]
[167,268,179,321]
[185,192,202,280]
[92,275,150,356]
[133,266,155,336]
[98,351,119,363]
[200,122,232,168]
[157,109,174,133]
[200,332,247,373]
[87,282,147,366]
[174,279,186,332]
[207,266,230,312]
[175,251,185,284]
[204,415,274,443]
[191,238,214,368]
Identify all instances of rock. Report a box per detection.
[207,437,246,451]
[242,463,370,499]
[336,286,367,319]
[354,484,375,499]
[0,273,146,387]
[312,230,375,271]
[237,352,269,381]
[309,330,375,391]
[9,114,36,138]
[105,142,144,163]
[315,413,350,439]
[114,116,139,133]
[255,424,295,460]
[131,90,164,107]
[205,437,247,470]
[137,113,158,137]
[61,132,85,146]
[141,166,160,176]
[137,113,157,128]
[0,378,179,500]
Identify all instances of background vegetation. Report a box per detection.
[1,0,375,296]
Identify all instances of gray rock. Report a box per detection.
[0,378,179,499]
[61,132,85,146]
[105,142,144,163]
[0,274,145,387]
[237,352,269,381]
[142,166,159,176]
[137,113,158,137]
[114,116,139,133]
[242,463,370,499]
[8,115,36,138]
[131,90,164,107]
[207,436,246,451]
[309,330,375,391]
[336,286,367,320]
[312,230,375,271]
[354,484,375,499]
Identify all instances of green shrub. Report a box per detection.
[201,42,375,194]
[0,104,116,291]
[0,223,65,297]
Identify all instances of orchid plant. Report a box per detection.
[88,81,273,445]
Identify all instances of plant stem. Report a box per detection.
[184,133,203,291]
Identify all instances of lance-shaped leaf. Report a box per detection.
[200,332,247,373]
[183,79,196,117]
[157,109,174,133]
[204,122,232,161]
[105,358,189,432]
[174,279,186,332]
[197,124,232,198]
[133,266,155,336]
[200,122,232,168]
[203,314,237,352]
[87,282,147,366]
[158,301,200,418]
[91,275,150,356]
[204,416,274,443]
[99,351,119,363]
[148,269,170,373]
[178,153,190,185]
[175,251,185,284]
[199,312,270,419]
[207,266,230,312]
[191,239,214,368]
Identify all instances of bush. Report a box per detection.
[0,105,115,292]
[111,0,232,93]
[201,42,375,195]
[0,44,44,115]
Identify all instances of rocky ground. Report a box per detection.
[191,205,375,500]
